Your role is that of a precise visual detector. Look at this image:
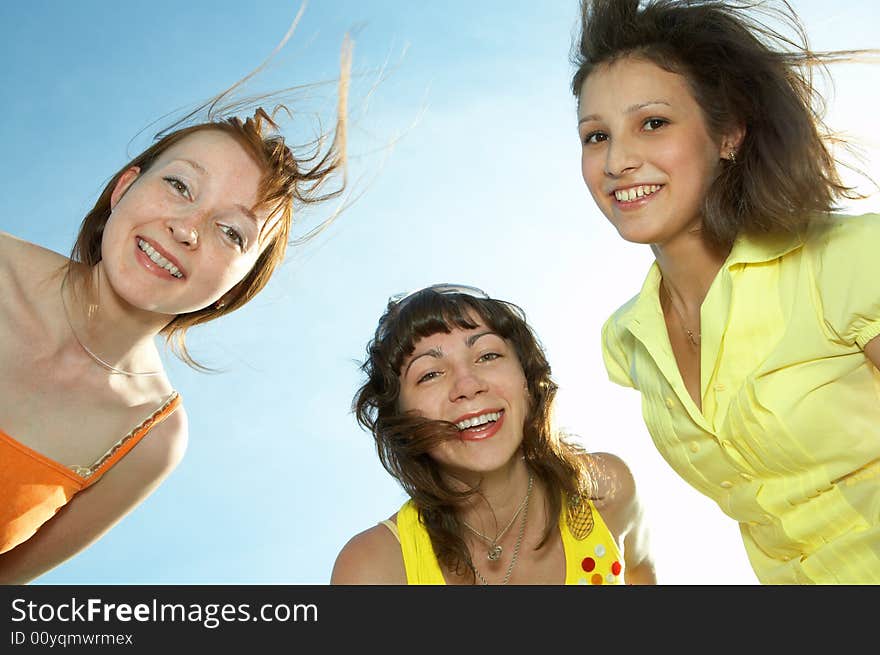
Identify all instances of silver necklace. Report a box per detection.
[462,474,532,561]
[61,274,162,378]
[469,475,533,586]
[661,281,701,347]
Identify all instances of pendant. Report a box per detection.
[487,544,502,561]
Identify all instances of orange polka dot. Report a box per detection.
[591,573,603,585]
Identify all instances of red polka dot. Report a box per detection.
[591,573,603,585]
[581,557,596,572]
[611,561,622,576]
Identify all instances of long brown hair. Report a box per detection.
[571,0,875,251]
[68,33,351,370]
[353,287,595,580]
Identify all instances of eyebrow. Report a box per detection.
[177,158,207,175]
[174,158,259,225]
[403,330,499,378]
[578,100,671,125]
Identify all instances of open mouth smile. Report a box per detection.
[136,238,185,279]
[455,410,504,442]
[612,184,663,204]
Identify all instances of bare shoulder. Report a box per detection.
[95,402,189,495]
[0,231,68,278]
[123,403,188,479]
[583,452,637,540]
[331,515,406,585]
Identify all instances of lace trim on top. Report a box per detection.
[68,391,180,479]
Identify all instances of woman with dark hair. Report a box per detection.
[332,284,655,585]
[0,35,350,583]
[573,0,879,583]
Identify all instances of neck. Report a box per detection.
[62,264,170,374]
[650,226,728,310]
[450,457,535,531]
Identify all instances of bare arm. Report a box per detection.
[331,519,407,585]
[590,452,657,585]
[0,410,188,584]
[864,335,880,370]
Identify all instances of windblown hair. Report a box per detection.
[353,288,595,580]
[68,33,351,370]
[571,0,874,251]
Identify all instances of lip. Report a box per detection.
[454,409,505,442]
[135,236,187,280]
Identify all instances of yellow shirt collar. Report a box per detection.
[617,229,804,331]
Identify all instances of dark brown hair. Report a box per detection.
[571,0,874,251]
[353,287,594,580]
[68,37,351,370]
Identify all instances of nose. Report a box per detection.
[448,365,488,402]
[166,216,199,249]
[604,133,641,177]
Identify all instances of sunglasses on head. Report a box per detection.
[388,283,490,308]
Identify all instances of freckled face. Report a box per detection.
[398,321,530,476]
[99,129,273,316]
[577,57,728,246]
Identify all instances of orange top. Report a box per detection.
[0,391,181,555]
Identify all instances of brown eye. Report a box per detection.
[163,176,191,198]
[643,118,668,131]
[220,225,244,249]
[583,131,608,145]
[417,370,440,384]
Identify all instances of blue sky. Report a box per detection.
[3,1,876,585]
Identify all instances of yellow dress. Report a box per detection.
[602,212,880,584]
[388,495,624,585]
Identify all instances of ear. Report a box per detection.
[110,167,141,210]
[719,124,746,160]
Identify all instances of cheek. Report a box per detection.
[581,154,610,205]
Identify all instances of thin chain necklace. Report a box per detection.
[462,474,532,561]
[469,475,533,586]
[661,281,701,347]
[61,273,162,378]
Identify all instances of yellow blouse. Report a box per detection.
[602,212,880,584]
[393,495,624,585]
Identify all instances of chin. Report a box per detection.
[612,222,664,245]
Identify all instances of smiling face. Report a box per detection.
[577,57,731,247]
[397,320,530,478]
[99,129,273,316]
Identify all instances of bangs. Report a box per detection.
[383,292,524,376]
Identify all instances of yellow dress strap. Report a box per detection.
[396,501,446,584]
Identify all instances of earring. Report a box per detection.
[727,150,737,164]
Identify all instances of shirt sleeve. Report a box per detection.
[601,312,636,389]
[810,212,880,349]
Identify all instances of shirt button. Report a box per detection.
[713,383,726,392]
[665,397,675,409]
[720,480,734,489]
[689,442,700,453]
[739,472,753,481]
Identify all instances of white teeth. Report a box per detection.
[138,239,183,278]
[614,184,660,202]
[456,411,501,431]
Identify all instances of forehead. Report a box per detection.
[578,57,697,116]
[157,130,262,181]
